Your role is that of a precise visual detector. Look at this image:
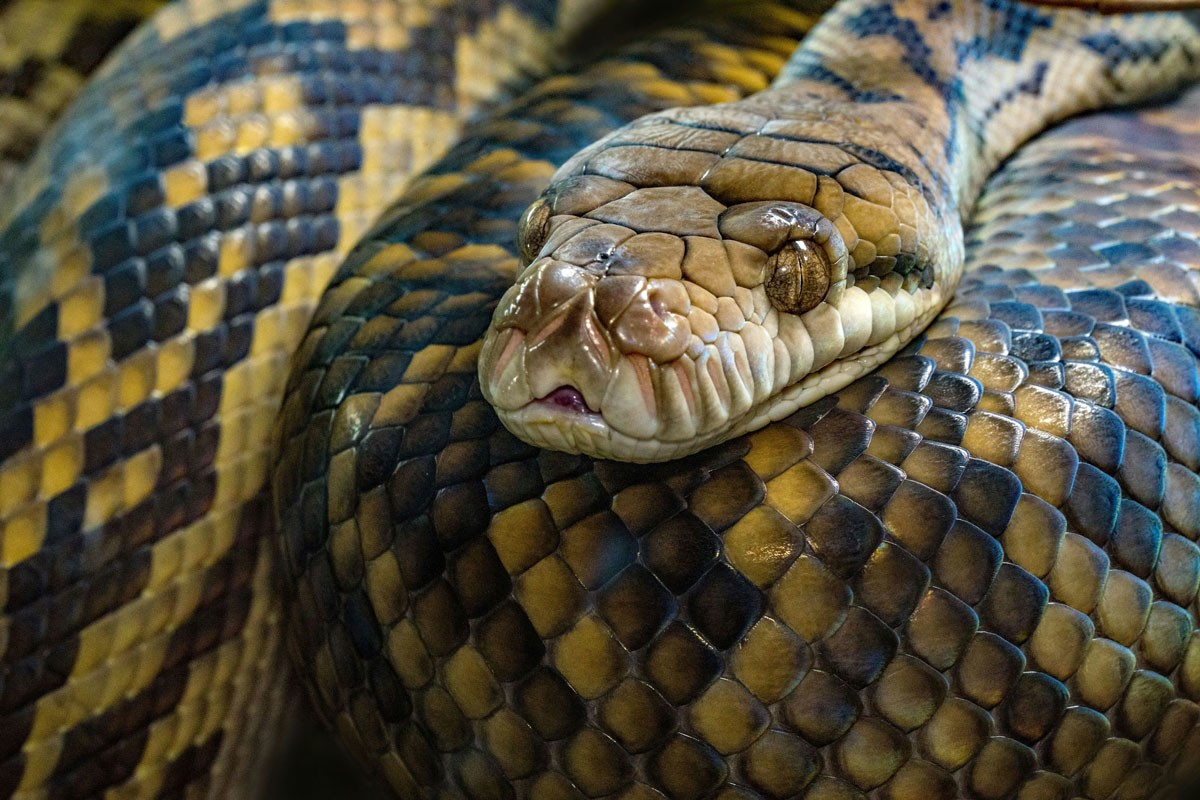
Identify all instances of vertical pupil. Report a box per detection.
[765,240,829,314]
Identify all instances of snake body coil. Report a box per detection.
[0,1,603,795]
[1,0,1200,798]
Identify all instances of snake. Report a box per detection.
[476,0,1199,462]
[0,0,170,191]
[1,0,1200,798]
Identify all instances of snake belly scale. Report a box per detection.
[1,0,1200,799]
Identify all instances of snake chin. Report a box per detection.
[495,401,621,459]
[495,402,704,464]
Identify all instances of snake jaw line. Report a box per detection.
[484,282,926,461]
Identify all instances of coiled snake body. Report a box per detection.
[2,0,1200,798]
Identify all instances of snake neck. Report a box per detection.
[779,0,1200,220]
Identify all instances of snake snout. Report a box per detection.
[480,256,615,415]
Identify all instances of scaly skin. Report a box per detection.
[2,0,1200,797]
[0,0,609,796]
[0,0,169,189]
[275,3,1200,799]
[480,0,1200,462]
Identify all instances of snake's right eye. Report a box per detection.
[518,198,552,265]
[764,239,831,315]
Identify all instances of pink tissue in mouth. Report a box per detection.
[541,386,593,414]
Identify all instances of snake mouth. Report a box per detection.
[538,385,598,415]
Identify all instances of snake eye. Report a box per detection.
[518,198,552,265]
[764,239,831,315]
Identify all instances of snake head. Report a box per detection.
[479,104,950,462]
[480,177,861,461]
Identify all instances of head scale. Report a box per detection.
[479,106,946,463]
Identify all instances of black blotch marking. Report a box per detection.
[960,0,1053,65]
[62,15,142,75]
[1081,32,1175,73]
[978,60,1048,127]
[785,53,902,104]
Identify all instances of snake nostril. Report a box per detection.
[646,283,690,322]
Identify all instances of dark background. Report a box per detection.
[263,701,389,800]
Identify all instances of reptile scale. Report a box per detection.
[1,0,1200,797]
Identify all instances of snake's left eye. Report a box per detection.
[764,239,831,315]
[518,198,552,265]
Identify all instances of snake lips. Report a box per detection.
[479,118,952,463]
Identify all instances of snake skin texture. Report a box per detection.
[0,0,168,189]
[269,3,1200,800]
[1,0,1199,798]
[272,4,825,793]
[0,0,623,796]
